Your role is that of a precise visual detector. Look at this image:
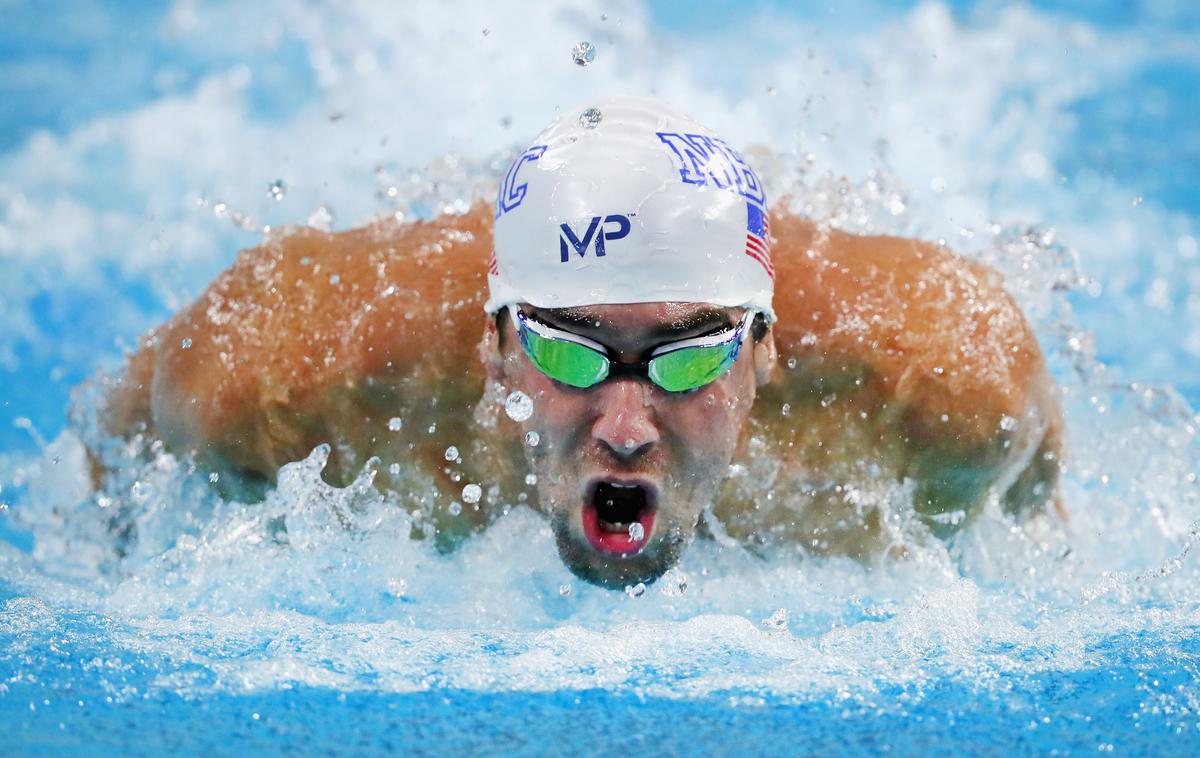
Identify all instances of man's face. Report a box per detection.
[487,302,774,588]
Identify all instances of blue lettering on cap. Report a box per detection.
[496,145,547,218]
[559,214,633,262]
[656,132,766,208]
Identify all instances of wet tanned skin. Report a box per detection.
[92,202,1062,563]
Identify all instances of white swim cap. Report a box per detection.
[486,96,775,321]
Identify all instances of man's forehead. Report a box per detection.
[528,302,737,336]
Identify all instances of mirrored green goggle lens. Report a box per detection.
[518,317,742,392]
[520,329,610,388]
[648,344,739,392]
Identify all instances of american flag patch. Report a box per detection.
[744,203,775,279]
[487,252,499,276]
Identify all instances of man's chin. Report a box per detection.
[551,515,690,589]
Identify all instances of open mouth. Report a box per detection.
[581,480,657,555]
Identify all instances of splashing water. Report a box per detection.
[1,1,1198,754]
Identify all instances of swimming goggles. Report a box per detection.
[514,308,755,393]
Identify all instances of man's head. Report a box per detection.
[482,97,777,588]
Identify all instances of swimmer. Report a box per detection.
[90,97,1062,588]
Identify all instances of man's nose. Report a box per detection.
[591,378,661,458]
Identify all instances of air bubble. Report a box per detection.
[625,582,646,598]
[388,417,403,432]
[524,473,538,486]
[627,522,645,541]
[461,483,482,504]
[525,430,540,447]
[444,446,460,462]
[268,180,286,200]
[448,501,462,516]
[180,338,192,349]
[572,41,595,66]
[579,107,602,129]
[559,583,572,597]
[505,390,534,421]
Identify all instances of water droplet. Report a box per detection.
[1132,195,1143,207]
[504,390,534,421]
[328,274,340,285]
[625,582,646,598]
[208,472,220,484]
[579,107,602,129]
[444,445,460,462]
[213,202,228,218]
[461,483,482,504]
[388,417,403,432]
[180,338,192,349]
[559,583,572,597]
[525,430,540,447]
[627,522,645,541]
[524,473,538,486]
[762,608,789,631]
[660,568,688,596]
[448,501,462,516]
[571,41,596,66]
[307,204,334,231]
[268,180,286,200]
[388,578,407,597]
[999,415,1017,432]
[781,403,791,417]
[131,480,154,504]
[388,462,401,477]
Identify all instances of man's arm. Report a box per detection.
[91,206,500,502]
[725,212,1062,549]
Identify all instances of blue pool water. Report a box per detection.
[2,1,1199,754]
